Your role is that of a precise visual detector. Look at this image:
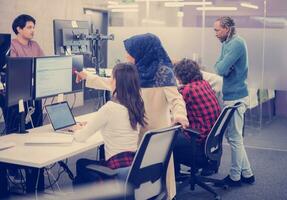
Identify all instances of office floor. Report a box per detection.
[1,99,287,200]
[177,117,287,200]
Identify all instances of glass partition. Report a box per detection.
[106,0,287,130]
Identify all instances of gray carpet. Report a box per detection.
[2,99,287,200]
[177,145,287,200]
[176,114,287,200]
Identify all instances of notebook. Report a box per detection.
[45,101,77,133]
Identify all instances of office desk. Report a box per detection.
[0,113,104,197]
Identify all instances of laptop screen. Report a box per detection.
[45,102,76,131]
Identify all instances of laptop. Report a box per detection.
[45,101,78,134]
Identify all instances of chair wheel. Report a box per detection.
[214,195,221,200]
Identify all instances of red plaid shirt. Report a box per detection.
[105,151,136,170]
[179,80,221,144]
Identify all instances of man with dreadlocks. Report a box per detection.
[213,16,255,187]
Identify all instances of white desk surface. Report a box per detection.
[0,113,103,168]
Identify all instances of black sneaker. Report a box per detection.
[241,175,255,184]
[215,175,241,187]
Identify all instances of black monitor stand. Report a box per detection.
[18,99,28,134]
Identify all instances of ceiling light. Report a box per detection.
[135,0,183,2]
[196,6,238,11]
[142,19,166,25]
[240,2,259,9]
[108,1,119,5]
[108,4,138,9]
[252,17,287,25]
[165,1,212,7]
[111,8,139,12]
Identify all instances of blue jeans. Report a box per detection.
[224,97,253,181]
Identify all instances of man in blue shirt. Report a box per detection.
[214,16,255,187]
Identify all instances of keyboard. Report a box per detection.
[25,136,74,145]
[0,142,16,151]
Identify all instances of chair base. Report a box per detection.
[177,175,222,200]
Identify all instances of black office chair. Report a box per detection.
[177,102,243,200]
[85,125,181,200]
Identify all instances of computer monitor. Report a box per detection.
[53,19,90,55]
[72,54,84,92]
[34,56,73,99]
[0,34,11,73]
[6,57,33,107]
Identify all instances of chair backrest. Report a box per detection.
[125,125,181,200]
[204,102,243,161]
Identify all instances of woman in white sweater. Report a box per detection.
[73,62,147,185]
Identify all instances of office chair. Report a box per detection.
[85,125,181,200]
[177,102,243,200]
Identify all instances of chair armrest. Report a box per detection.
[183,128,201,138]
[86,164,118,177]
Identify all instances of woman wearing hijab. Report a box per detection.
[76,33,189,199]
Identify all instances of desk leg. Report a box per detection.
[25,168,44,193]
[0,163,9,198]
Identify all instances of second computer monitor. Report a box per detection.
[0,33,11,73]
[6,57,33,107]
[34,56,73,99]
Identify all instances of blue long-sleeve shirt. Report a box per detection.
[214,35,248,101]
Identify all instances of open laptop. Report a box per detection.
[45,101,78,134]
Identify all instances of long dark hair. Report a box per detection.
[112,62,147,130]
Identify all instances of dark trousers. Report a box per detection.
[73,158,106,186]
[173,131,207,176]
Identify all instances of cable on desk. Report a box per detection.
[25,101,34,129]
[45,163,57,170]
[44,159,72,190]
[45,168,54,192]
[45,169,62,192]
[7,169,26,194]
[58,159,74,181]
[71,93,77,110]
[0,109,6,135]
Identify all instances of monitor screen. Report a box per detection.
[6,57,33,106]
[0,34,11,73]
[45,102,76,131]
[35,56,72,99]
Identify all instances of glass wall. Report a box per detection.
[106,0,287,130]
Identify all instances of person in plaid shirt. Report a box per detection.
[173,58,221,177]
